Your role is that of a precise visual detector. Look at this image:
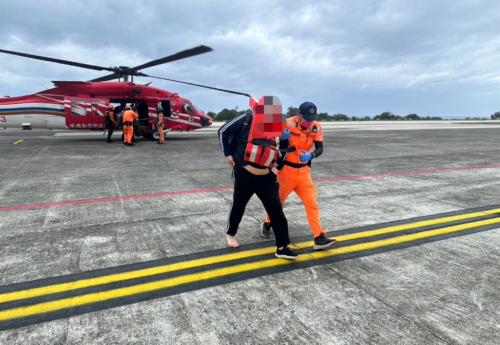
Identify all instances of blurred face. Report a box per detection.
[298,113,313,127]
[254,96,285,138]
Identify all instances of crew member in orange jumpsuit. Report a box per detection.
[157,106,165,145]
[261,101,337,250]
[123,105,138,146]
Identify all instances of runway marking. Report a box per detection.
[1,207,498,305]
[12,140,23,145]
[0,206,499,330]
[1,163,500,212]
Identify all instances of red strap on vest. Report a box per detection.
[243,96,284,168]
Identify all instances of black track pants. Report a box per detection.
[226,167,290,248]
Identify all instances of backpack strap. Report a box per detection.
[238,112,253,139]
[229,112,253,155]
[236,112,253,145]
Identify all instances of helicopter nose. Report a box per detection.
[200,115,212,127]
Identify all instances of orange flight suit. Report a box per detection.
[265,116,325,238]
[157,113,165,144]
[123,110,138,145]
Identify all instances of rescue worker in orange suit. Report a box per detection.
[261,102,338,250]
[156,106,165,145]
[123,105,138,146]
[105,104,117,143]
[121,104,137,143]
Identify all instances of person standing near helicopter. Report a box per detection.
[156,106,165,145]
[120,104,138,144]
[105,104,117,143]
[123,105,138,146]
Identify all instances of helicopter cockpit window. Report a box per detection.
[182,102,196,114]
[70,100,86,116]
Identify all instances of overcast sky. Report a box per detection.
[1,0,499,118]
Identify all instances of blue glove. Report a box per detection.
[299,150,312,163]
[280,128,290,140]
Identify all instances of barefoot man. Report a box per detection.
[217,96,299,259]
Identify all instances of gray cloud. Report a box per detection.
[1,0,499,118]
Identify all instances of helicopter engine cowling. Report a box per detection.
[200,115,211,127]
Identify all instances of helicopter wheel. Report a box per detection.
[150,129,160,141]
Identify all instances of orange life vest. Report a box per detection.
[243,114,280,168]
[284,116,323,165]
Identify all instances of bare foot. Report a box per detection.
[226,234,239,248]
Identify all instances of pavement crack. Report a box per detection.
[75,237,84,273]
[422,197,500,219]
[247,214,264,225]
[420,196,464,209]
[429,253,499,277]
[322,263,453,345]
[149,150,233,205]
[0,209,232,240]
[0,137,53,185]
[112,174,125,209]
[112,175,123,198]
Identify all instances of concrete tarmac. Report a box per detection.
[0,123,499,344]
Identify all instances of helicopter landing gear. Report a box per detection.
[150,129,159,141]
[150,128,170,141]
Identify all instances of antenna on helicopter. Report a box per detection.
[39,83,49,90]
[0,46,251,97]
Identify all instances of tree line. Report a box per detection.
[207,107,444,122]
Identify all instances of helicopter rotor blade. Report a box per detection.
[144,74,251,97]
[1,45,249,96]
[0,48,114,72]
[89,73,121,82]
[130,45,213,71]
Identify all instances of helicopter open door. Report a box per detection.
[160,100,172,118]
[64,97,107,129]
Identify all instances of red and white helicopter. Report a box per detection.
[0,46,250,140]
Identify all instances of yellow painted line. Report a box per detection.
[0,247,276,304]
[0,208,499,304]
[1,217,499,321]
[3,141,54,144]
[13,140,23,145]
[335,208,500,242]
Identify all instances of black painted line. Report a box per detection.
[0,221,498,332]
[0,205,499,297]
